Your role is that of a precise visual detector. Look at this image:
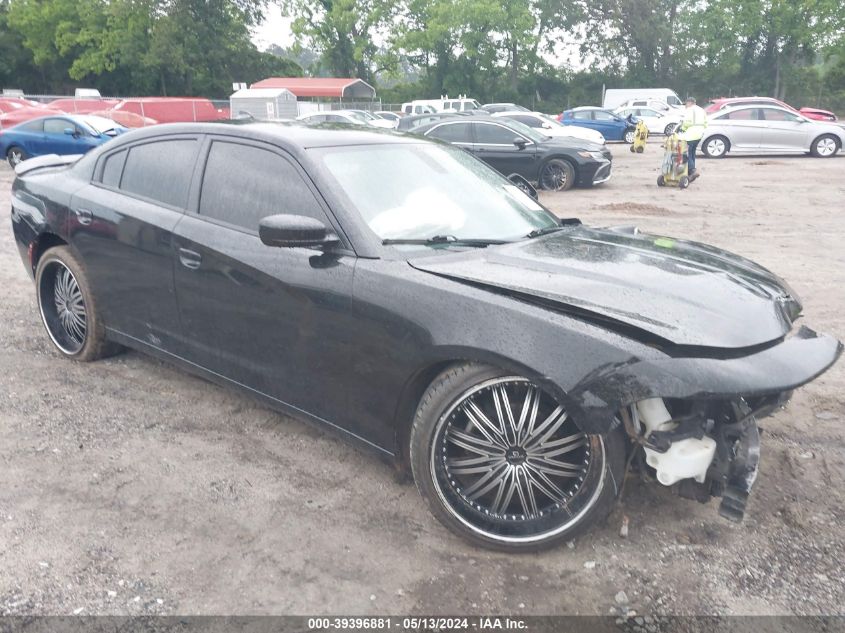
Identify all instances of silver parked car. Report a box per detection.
[701,105,844,158]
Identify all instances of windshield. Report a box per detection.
[313,143,559,244]
[79,116,119,135]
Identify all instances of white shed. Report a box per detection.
[229,87,297,120]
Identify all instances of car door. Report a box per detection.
[472,121,537,179]
[592,110,624,139]
[715,108,766,150]
[68,137,199,351]
[41,118,87,156]
[759,107,809,151]
[171,137,355,422]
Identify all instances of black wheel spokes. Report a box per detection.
[441,381,590,522]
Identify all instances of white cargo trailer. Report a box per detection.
[229,87,297,120]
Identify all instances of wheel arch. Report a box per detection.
[29,232,68,275]
[391,349,587,472]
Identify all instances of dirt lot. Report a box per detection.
[0,142,843,618]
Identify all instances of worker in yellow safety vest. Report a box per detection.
[680,96,707,176]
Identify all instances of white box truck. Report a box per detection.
[603,88,683,110]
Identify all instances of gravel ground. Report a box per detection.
[0,142,843,617]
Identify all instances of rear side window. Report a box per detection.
[120,139,198,208]
[100,150,127,188]
[19,120,44,132]
[198,141,325,232]
[428,122,472,143]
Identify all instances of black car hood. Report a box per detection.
[409,226,800,349]
[540,136,606,153]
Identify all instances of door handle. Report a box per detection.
[74,208,93,226]
[178,248,202,270]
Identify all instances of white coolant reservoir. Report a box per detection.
[635,398,717,486]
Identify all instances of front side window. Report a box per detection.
[120,139,198,208]
[314,143,558,243]
[199,141,325,232]
[475,123,521,144]
[593,110,615,121]
[762,108,799,122]
[44,119,72,135]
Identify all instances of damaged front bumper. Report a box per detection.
[567,326,842,522]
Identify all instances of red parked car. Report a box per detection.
[0,99,52,130]
[107,97,228,123]
[706,97,837,122]
[46,98,120,114]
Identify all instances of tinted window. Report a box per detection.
[120,139,198,208]
[594,110,615,121]
[572,111,591,120]
[100,150,127,188]
[44,119,71,135]
[475,123,520,144]
[428,122,472,143]
[199,142,325,232]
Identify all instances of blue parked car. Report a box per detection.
[558,107,637,144]
[1,114,127,167]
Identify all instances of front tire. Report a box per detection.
[7,146,27,167]
[702,135,729,158]
[410,363,626,552]
[539,158,575,192]
[35,246,122,361]
[624,128,635,144]
[810,134,840,158]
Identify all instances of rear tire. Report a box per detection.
[6,146,27,168]
[810,134,840,158]
[410,363,626,552]
[35,246,123,361]
[657,175,665,187]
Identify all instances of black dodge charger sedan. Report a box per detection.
[411,115,612,191]
[10,123,841,551]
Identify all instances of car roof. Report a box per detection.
[710,104,795,117]
[99,121,418,149]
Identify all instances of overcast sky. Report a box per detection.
[251,5,295,50]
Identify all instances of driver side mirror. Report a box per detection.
[513,137,528,149]
[259,214,339,249]
[64,127,79,137]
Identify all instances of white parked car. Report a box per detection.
[614,105,684,135]
[492,111,606,145]
[297,110,394,129]
[701,105,845,158]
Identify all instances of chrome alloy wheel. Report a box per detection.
[816,136,837,157]
[429,377,605,543]
[39,261,87,354]
[706,137,727,157]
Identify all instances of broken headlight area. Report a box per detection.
[621,393,790,522]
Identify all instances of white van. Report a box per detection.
[402,96,481,114]
[603,88,683,110]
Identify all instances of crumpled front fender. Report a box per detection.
[565,326,842,434]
